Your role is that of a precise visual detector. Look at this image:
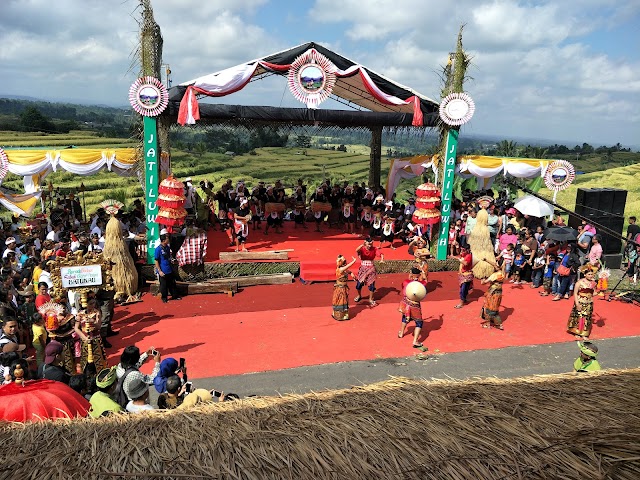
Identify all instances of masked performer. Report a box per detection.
[480,269,505,330]
[331,255,358,321]
[354,237,384,307]
[398,267,428,350]
[567,264,598,339]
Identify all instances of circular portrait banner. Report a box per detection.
[129,76,169,117]
[544,160,575,191]
[439,92,475,126]
[288,49,337,109]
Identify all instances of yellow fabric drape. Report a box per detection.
[5,148,137,166]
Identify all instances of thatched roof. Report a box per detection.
[2,369,639,479]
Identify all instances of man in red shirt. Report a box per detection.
[35,282,52,309]
[398,267,428,350]
[455,245,474,309]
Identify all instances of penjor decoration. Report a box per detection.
[412,183,442,226]
[156,176,187,227]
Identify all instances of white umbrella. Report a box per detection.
[513,195,555,218]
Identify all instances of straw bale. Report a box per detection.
[1,370,639,479]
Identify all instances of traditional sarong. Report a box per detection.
[458,271,474,285]
[332,282,350,321]
[398,297,422,322]
[567,295,594,337]
[356,260,377,287]
[481,284,503,325]
[80,336,107,373]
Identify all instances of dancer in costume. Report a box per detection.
[264,187,284,235]
[573,341,601,372]
[480,269,505,330]
[379,214,396,249]
[359,190,375,236]
[398,267,428,350]
[331,255,357,321]
[292,187,308,230]
[455,245,474,309]
[233,198,251,252]
[413,246,432,283]
[354,237,384,307]
[567,264,598,339]
[310,187,329,232]
[341,193,357,235]
[74,298,107,373]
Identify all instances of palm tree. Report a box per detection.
[496,140,518,157]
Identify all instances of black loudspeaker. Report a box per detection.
[574,188,627,219]
[612,190,628,216]
[592,215,624,255]
[602,254,622,270]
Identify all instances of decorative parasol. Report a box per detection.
[156,176,186,227]
[413,183,441,226]
[0,379,90,422]
[156,207,188,227]
[544,226,579,242]
[514,195,555,218]
[158,176,185,197]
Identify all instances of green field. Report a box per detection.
[0,131,638,224]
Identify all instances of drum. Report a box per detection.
[311,202,332,213]
[265,202,286,214]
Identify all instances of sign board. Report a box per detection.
[144,115,160,264]
[436,129,459,260]
[61,264,103,288]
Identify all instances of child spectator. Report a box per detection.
[496,243,515,279]
[511,251,526,284]
[531,250,546,288]
[31,313,47,367]
[540,255,556,297]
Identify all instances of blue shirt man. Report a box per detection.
[154,237,173,275]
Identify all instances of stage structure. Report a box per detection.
[163,42,441,191]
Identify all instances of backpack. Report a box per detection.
[114,367,137,408]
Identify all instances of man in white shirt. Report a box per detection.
[91,219,105,238]
[184,178,195,215]
[2,237,21,259]
[46,223,63,243]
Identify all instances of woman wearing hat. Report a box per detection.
[567,264,598,339]
[331,254,358,321]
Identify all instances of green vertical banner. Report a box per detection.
[143,116,160,264]
[436,129,459,260]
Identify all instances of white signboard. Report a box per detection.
[61,265,103,288]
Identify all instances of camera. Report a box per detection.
[184,381,193,393]
[151,349,158,356]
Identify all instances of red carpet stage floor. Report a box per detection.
[205,221,415,262]
[108,272,640,380]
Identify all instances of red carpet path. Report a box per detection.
[107,271,640,380]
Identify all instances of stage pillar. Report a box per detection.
[369,126,382,190]
[436,129,458,259]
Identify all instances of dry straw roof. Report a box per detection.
[2,369,639,479]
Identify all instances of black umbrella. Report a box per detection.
[544,226,579,242]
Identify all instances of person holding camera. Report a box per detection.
[114,345,161,408]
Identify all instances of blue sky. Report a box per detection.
[0,0,638,148]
